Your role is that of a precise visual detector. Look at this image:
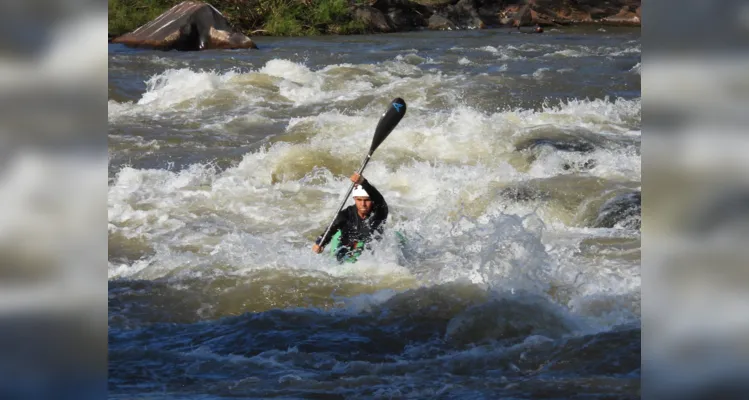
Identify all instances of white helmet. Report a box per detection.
[352,184,369,198]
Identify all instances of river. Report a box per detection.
[108,26,641,399]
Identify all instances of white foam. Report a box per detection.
[532,68,551,79]
[138,68,238,107]
[107,57,456,123]
[109,96,640,239]
[107,68,246,123]
[478,45,526,60]
[545,49,586,58]
[109,87,640,324]
[608,45,641,57]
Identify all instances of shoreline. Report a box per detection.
[108,22,640,44]
[109,0,640,42]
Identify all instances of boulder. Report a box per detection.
[371,0,429,31]
[443,0,485,29]
[352,5,393,32]
[428,14,458,30]
[361,0,642,31]
[472,0,506,26]
[602,6,641,24]
[497,0,641,27]
[111,1,257,51]
[512,4,534,26]
[387,8,426,30]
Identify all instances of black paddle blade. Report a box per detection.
[369,98,406,155]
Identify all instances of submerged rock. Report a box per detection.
[514,127,638,173]
[516,136,597,154]
[112,1,257,51]
[532,326,641,375]
[445,294,577,346]
[514,130,599,172]
[498,184,550,202]
[594,191,641,230]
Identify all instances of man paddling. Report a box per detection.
[312,173,388,261]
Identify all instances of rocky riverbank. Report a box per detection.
[110,0,640,40]
[352,0,640,33]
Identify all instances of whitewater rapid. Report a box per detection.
[109,28,641,398]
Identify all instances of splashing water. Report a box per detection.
[108,27,641,398]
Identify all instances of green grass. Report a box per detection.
[263,0,305,36]
[109,0,181,36]
[250,0,368,36]
[108,0,371,37]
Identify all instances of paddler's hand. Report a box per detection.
[312,236,325,253]
[350,173,364,185]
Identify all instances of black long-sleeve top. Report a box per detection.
[317,179,388,249]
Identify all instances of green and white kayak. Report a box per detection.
[328,230,409,263]
[328,231,362,263]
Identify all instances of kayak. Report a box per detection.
[329,230,409,263]
[328,230,362,263]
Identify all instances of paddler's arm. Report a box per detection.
[354,175,388,242]
[313,210,346,253]
[359,177,388,218]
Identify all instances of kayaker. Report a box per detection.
[312,173,388,261]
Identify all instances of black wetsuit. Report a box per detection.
[317,179,388,261]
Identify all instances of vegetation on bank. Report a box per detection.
[109,0,368,37]
[109,0,640,39]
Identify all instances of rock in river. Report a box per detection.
[111,1,257,51]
